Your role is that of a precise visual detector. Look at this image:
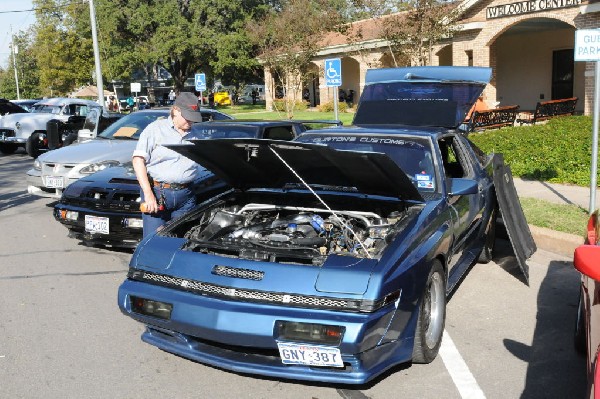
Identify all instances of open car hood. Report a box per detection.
[353,66,492,128]
[168,138,423,201]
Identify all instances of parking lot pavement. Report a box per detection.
[0,151,588,398]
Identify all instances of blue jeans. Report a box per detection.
[141,186,196,238]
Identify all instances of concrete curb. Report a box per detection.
[529,225,583,258]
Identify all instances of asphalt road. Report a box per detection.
[0,149,587,399]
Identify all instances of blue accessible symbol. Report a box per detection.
[195,73,206,91]
[324,59,342,87]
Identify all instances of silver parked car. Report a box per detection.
[0,97,101,157]
[26,108,233,198]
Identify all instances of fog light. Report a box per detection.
[275,321,344,345]
[130,296,172,320]
[124,218,143,228]
[59,209,79,221]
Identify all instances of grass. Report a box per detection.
[214,104,355,125]
[215,106,593,236]
[519,197,588,237]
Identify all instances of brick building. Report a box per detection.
[264,0,600,114]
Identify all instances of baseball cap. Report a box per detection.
[174,92,203,122]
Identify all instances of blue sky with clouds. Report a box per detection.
[0,1,36,68]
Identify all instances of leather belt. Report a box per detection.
[153,181,189,190]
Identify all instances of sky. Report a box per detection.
[0,0,36,68]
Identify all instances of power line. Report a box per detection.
[0,1,85,15]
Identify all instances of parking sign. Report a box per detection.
[324,59,342,87]
[195,73,206,91]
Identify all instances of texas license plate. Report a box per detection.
[277,342,343,368]
[45,176,64,188]
[85,215,109,234]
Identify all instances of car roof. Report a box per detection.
[0,98,29,114]
[34,97,101,107]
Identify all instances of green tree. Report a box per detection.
[250,0,348,118]
[381,0,459,66]
[0,28,41,99]
[32,0,95,96]
[95,0,269,93]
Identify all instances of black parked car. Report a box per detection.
[53,120,342,248]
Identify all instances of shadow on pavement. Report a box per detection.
[494,239,587,398]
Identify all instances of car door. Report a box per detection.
[439,133,487,273]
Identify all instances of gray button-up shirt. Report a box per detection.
[133,116,198,184]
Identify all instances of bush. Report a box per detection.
[272,99,308,112]
[468,116,594,186]
[317,101,348,113]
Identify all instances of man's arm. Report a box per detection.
[132,156,158,213]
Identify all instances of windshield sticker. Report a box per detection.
[311,136,357,143]
[113,127,138,137]
[416,173,434,189]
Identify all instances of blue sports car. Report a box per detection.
[118,67,534,384]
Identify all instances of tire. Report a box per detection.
[412,259,446,364]
[575,290,586,355]
[478,206,497,263]
[26,132,45,158]
[0,143,18,154]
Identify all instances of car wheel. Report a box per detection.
[0,143,18,154]
[26,133,45,158]
[575,290,586,355]
[412,259,446,364]
[478,205,497,263]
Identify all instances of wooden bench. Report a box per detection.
[516,97,578,125]
[467,105,520,133]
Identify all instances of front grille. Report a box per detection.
[129,270,363,312]
[0,129,15,137]
[212,265,264,281]
[40,163,77,179]
[63,187,141,212]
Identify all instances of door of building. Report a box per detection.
[552,49,574,100]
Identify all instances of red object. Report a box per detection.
[575,245,600,281]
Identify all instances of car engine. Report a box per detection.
[181,203,405,263]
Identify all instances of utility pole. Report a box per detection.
[10,26,20,100]
[88,0,105,107]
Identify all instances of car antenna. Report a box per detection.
[268,146,373,259]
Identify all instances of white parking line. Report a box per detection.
[439,330,486,399]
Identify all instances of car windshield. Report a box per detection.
[185,124,259,139]
[297,133,438,193]
[353,81,485,127]
[98,111,170,140]
[31,104,61,114]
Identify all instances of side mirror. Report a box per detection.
[574,245,600,281]
[448,178,479,196]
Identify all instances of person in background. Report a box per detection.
[168,89,176,105]
[110,96,119,112]
[132,92,204,238]
[251,89,258,105]
[208,91,215,109]
[465,95,489,122]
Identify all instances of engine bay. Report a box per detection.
[179,202,415,264]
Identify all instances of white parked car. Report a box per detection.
[0,97,101,157]
[26,108,233,198]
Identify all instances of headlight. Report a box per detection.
[33,159,42,171]
[79,160,120,174]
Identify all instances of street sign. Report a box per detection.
[195,73,206,91]
[130,82,141,93]
[324,58,342,87]
[575,29,600,213]
[575,29,600,61]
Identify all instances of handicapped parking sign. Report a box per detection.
[195,73,206,91]
[324,59,342,87]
